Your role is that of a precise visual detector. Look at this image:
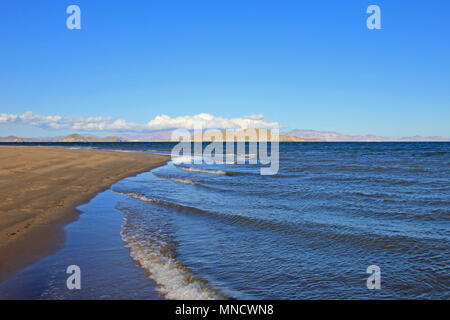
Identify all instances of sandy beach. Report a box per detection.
[0,146,169,282]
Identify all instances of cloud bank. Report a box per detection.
[0,111,279,132]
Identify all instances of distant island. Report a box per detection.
[122,129,449,142]
[288,129,449,142]
[0,134,122,143]
[60,134,121,142]
[188,129,318,142]
[0,131,311,142]
[0,129,448,142]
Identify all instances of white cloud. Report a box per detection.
[147,113,278,130]
[0,111,279,132]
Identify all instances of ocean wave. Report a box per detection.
[115,196,224,300]
[120,217,222,300]
[112,191,282,231]
[113,191,448,257]
[153,172,196,185]
[352,191,388,198]
[175,165,240,176]
[413,151,448,157]
[113,191,206,214]
[413,210,450,221]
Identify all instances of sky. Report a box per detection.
[0,0,449,138]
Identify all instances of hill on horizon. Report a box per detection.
[1,130,448,142]
[188,129,309,142]
[288,129,449,142]
[60,134,121,142]
[0,134,121,143]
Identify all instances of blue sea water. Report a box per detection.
[1,142,449,299]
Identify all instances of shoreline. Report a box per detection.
[0,189,164,299]
[0,146,169,282]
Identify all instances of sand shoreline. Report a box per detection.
[0,146,169,282]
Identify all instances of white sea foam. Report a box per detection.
[169,177,196,185]
[172,153,257,164]
[114,191,222,300]
[175,165,228,176]
[121,231,219,300]
[153,173,196,185]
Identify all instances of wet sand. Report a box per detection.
[0,146,169,282]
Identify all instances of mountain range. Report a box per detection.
[0,130,448,142]
[287,130,449,142]
[0,134,121,143]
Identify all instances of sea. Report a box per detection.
[0,142,448,299]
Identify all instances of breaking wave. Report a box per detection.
[120,219,221,300]
[153,172,196,185]
[113,191,224,300]
[175,165,238,176]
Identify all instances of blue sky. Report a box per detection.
[0,0,449,137]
